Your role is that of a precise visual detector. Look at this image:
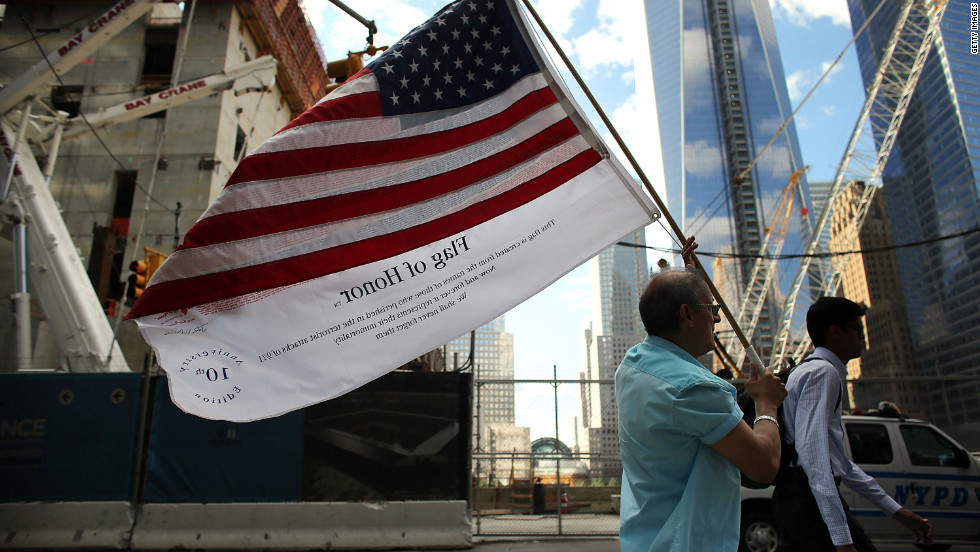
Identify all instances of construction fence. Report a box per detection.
[470,378,621,536]
[465,373,980,537]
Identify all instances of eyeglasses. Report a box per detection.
[694,303,721,315]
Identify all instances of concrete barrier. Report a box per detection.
[0,502,134,550]
[0,501,471,550]
[131,501,472,550]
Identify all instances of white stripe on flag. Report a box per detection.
[202,92,566,218]
[152,133,591,284]
[254,73,550,156]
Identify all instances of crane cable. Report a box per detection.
[734,0,889,184]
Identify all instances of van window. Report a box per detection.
[899,425,962,467]
[846,423,893,464]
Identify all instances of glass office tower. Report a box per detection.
[848,0,980,443]
[579,229,649,479]
[643,0,813,361]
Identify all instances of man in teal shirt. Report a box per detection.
[616,237,786,551]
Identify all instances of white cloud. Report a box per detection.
[571,27,631,75]
[558,287,589,312]
[306,0,432,62]
[786,68,808,100]
[770,0,851,27]
[786,60,843,102]
[529,0,582,37]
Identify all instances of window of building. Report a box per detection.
[142,26,179,91]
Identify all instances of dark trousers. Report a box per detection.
[771,467,877,552]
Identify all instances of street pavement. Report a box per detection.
[356,538,929,551]
[346,538,932,551]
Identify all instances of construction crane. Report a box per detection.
[769,0,949,367]
[0,1,278,372]
[731,165,809,369]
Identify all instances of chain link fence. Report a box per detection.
[470,378,620,536]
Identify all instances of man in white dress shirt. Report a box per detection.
[773,296,933,551]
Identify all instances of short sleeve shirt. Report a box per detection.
[616,335,744,552]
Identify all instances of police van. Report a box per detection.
[739,414,980,552]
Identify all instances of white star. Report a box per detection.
[418,45,428,57]
[412,91,421,103]
[390,49,403,59]
[409,60,419,73]
[466,71,476,82]
[457,86,467,98]
[434,16,446,26]
[422,75,432,86]
[453,57,464,69]
[467,1,477,10]
[501,46,511,56]
[491,63,503,73]
[434,88,444,100]
[482,80,494,91]
[474,55,484,66]
[442,43,451,55]
[491,26,501,36]
[451,28,461,40]
[510,64,521,75]
[483,41,493,51]
[399,75,410,88]
[443,72,454,84]
[471,28,480,39]
[460,15,470,24]
[381,63,395,75]
[479,15,488,24]
[427,30,438,41]
[464,43,473,53]
[390,92,400,105]
[433,60,442,70]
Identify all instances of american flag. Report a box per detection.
[129,0,657,421]
[128,0,590,319]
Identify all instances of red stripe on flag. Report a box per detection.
[224,87,559,187]
[178,118,581,250]
[276,70,381,134]
[126,149,601,319]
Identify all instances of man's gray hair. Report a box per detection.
[638,267,706,336]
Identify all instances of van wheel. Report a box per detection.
[914,545,951,552]
[739,509,778,552]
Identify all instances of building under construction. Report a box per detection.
[0,0,329,371]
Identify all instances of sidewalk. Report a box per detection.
[470,537,619,551]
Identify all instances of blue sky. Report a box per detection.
[305,0,868,440]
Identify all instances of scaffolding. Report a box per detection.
[238,0,329,117]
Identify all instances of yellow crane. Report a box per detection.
[730,166,809,369]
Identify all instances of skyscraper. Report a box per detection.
[445,316,516,455]
[578,229,648,480]
[828,182,922,416]
[643,0,813,362]
[848,0,980,445]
